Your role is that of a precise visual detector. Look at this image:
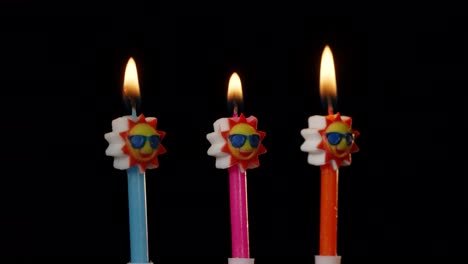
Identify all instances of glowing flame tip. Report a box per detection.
[227,72,243,115]
[319,45,337,114]
[123,57,140,99]
[227,72,243,101]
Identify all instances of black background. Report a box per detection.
[1,3,467,264]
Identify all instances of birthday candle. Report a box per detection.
[300,45,359,264]
[104,57,166,264]
[207,72,266,264]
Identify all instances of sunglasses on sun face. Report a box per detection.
[326,132,354,146]
[228,134,261,148]
[128,135,161,149]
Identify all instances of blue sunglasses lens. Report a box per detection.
[148,135,161,149]
[326,132,353,146]
[129,135,160,149]
[228,134,260,148]
[345,134,353,145]
[249,134,260,148]
[229,134,246,148]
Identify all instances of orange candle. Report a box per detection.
[319,163,338,255]
[300,45,359,262]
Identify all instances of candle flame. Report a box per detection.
[123,57,140,100]
[227,72,243,115]
[320,45,337,114]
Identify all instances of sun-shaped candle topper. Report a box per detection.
[301,112,359,170]
[207,113,266,173]
[105,113,167,174]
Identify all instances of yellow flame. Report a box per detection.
[123,57,140,98]
[227,72,243,102]
[319,45,337,99]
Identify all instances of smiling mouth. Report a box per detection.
[334,148,349,157]
[139,152,154,159]
[239,149,254,158]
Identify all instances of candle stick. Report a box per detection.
[229,111,249,259]
[104,57,166,264]
[207,72,266,264]
[229,147,249,258]
[300,45,359,264]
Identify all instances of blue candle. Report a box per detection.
[127,164,149,263]
[105,57,166,264]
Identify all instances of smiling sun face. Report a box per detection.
[323,121,355,159]
[300,112,359,168]
[126,123,162,163]
[227,123,261,161]
[105,114,166,173]
[121,114,166,172]
[207,113,266,172]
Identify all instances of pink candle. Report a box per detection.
[228,111,249,258]
[207,72,267,261]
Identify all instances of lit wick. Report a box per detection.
[124,57,141,116]
[228,72,243,117]
[320,45,337,115]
